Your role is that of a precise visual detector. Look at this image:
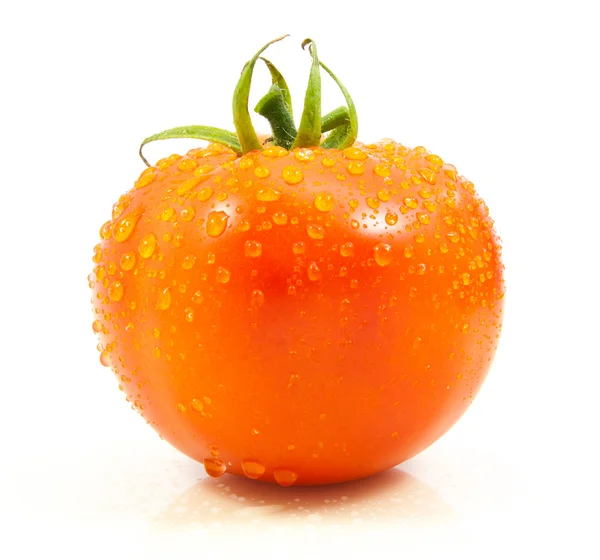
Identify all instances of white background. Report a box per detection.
[1,0,599,558]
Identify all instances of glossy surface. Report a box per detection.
[90,141,504,485]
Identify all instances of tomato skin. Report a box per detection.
[91,142,504,485]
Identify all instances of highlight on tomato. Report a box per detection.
[89,36,505,486]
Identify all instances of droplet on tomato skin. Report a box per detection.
[293,241,306,255]
[314,192,335,212]
[204,458,226,478]
[157,287,172,310]
[190,398,204,413]
[138,233,157,259]
[404,246,414,258]
[184,307,194,322]
[242,460,266,480]
[282,165,303,185]
[416,213,430,225]
[350,219,360,229]
[273,468,297,487]
[244,240,262,258]
[180,206,195,222]
[113,211,140,242]
[197,187,215,202]
[403,197,418,209]
[385,211,398,226]
[180,253,196,270]
[294,148,315,162]
[99,220,113,240]
[254,165,271,178]
[135,170,157,189]
[120,252,136,271]
[206,211,229,238]
[256,187,282,201]
[340,242,354,257]
[347,161,365,176]
[307,262,322,281]
[418,168,437,185]
[447,231,460,243]
[342,146,367,161]
[191,290,204,304]
[307,223,325,240]
[373,243,394,267]
[216,267,231,284]
[92,320,103,333]
[176,403,186,413]
[251,289,265,306]
[108,281,124,301]
[273,211,288,225]
[461,272,471,286]
[366,197,380,210]
[99,350,111,366]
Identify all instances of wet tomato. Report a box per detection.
[90,37,504,485]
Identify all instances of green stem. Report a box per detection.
[254,87,297,149]
[233,35,289,153]
[292,39,321,149]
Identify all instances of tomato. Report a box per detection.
[90,37,504,486]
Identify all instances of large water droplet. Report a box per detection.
[273,468,297,487]
[241,460,266,480]
[373,243,394,267]
[314,192,335,212]
[138,233,157,259]
[113,211,140,242]
[157,287,172,310]
[244,240,262,258]
[206,211,229,238]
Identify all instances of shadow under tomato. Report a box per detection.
[151,466,456,531]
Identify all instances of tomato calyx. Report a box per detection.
[139,35,358,166]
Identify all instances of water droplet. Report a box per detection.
[108,281,124,301]
[417,213,430,225]
[197,187,214,202]
[180,206,195,222]
[92,320,103,333]
[135,170,157,189]
[294,148,315,162]
[120,252,136,271]
[176,403,186,413]
[99,350,111,366]
[157,287,172,310]
[419,168,437,185]
[244,240,262,258]
[322,156,336,167]
[462,323,470,334]
[340,242,354,257]
[307,262,322,281]
[350,219,360,229]
[374,163,391,177]
[191,290,204,304]
[207,252,216,265]
[292,241,306,255]
[181,253,196,270]
[366,197,380,210]
[254,165,271,178]
[460,272,471,286]
[206,211,229,238]
[425,153,444,167]
[256,187,282,202]
[385,211,398,226]
[314,192,334,212]
[160,207,175,221]
[307,224,325,240]
[404,246,414,258]
[447,231,460,243]
[113,211,140,242]
[99,220,113,240]
[377,189,392,202]
[184,307,195,322]
[273,468,297,487]
[403,197,418,209]
[374,243,394,266]
[263,146,289,158]
[178,157,199,172]
[287,286,297,296]
[138,233,157,259]
[203,458,226,478]
[251,289,265,306]
[282,165,303,185]
[216,266,231,284]
[152,328,161,339]
[342,146,368,160]
[191,398,204,413]
[347,161,365,175]
[242,460,266,480]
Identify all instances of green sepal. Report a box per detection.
[139,125,242,166]
[292,39,322,149]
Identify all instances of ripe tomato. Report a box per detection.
[90,37,504,486]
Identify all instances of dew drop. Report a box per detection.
[138,233,157,259]
[99,350,111,366]
[416,213,430,225]
[191,290,204,305]
[273,468,298,487]
[92,320,103,333]
[342,146,368,160]
[273,211,288,225]
[176,403,186,413]
[216,266,231,284]
[447,231,460,243]
[350,219,360,229]
[108,281,124,301]
[251,289,265,306]
[191,398,204,413]
[184,307,195,322]
[347,161,365,176]
[113,211,140,242]
[307,223,325,240]
[257,187,282,202]
[314,192,335,212]
[373,243,394,266]
[340,242,354,257]
[366,197,380,210]
[404,246,414,258]
[244,240,263,258]
[282,165,303,185]
[203,458,226,478]
[254,165,271,178]
[206,211,229,238]
[385,211,398,226]
[157,287,172,310]
[307,262,322,281]
[241,460,266,480]
[181,253,196,270]
[120,252,136,271]
[403,197,418,209]
[180,206,195,222]
[292,241,306,255]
